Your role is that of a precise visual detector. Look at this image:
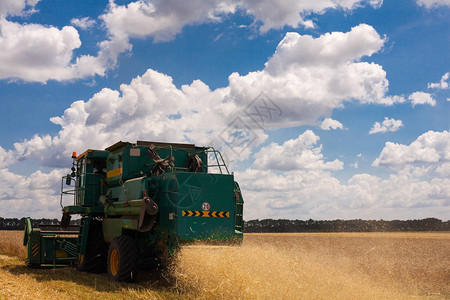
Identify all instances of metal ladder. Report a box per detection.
[234,181,244,232]
[76,217,91,259]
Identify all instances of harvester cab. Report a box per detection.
[23,140,244,281]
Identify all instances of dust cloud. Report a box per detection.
[173,233,449,299]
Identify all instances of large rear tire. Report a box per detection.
[107,235,138,282]
[76,219,107,273]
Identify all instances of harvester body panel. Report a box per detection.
[174,172,236,241]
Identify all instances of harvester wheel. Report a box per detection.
[76,219,108,273]
[107,235,138,282]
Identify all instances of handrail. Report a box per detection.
[60,175,80,208]
[61,171,105,208]
[205,147,230,174]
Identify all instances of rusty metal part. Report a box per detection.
[148,145,174,175]
[186,154,203,172]
[138,197,158,232]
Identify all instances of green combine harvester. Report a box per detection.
[23,141,244,281]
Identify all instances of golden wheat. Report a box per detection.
[0,230,449,299]
[0,230,26,259]
[173,233,450,299]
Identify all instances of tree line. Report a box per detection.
[1,217,448,232]
[0,217,79,230]
[243,218,450,232]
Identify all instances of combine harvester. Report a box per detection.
[23,141,244,281]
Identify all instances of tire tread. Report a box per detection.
[108,235,138,282]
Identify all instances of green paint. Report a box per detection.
[102,218,139,243]
[26,141,244,270]
[23,217,78,267]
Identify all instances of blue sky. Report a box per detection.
[0,0,449,220]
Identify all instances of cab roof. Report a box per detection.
[105,140,202,152]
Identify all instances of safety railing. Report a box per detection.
[60,175,78,208]
[205,147,230,174]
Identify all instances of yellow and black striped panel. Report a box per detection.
[182,210,230,218]
[31,244,39,256]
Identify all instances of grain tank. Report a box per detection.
[23,141,244,281]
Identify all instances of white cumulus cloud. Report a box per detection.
[0,146,15,168]
[95,0,385,84]
[369,117,403,134]
[0,0,39,18]
[0,1,103,82]
[253,130,344,171]
[373,130,450,168]
[236,131,450,220]
[101,0,234,43]
[2,25,398,168]
[70,17,96,30]
[0,168,64,218]
[232,24,402,128]
[100,0,383,42]
[0,0,385,83]
[233,0,383,32]
[0,20,85,82]
[428,72,449,89]
[408,91,436,107]
[320,118,344,130]
[416,0,450,8]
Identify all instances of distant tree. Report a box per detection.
[243,218,449,233]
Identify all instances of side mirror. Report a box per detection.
[65,174,72,186]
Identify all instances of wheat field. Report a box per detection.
[0,230,449,299]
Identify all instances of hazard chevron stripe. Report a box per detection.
[181,211,230,218]
[32,244,39,256]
